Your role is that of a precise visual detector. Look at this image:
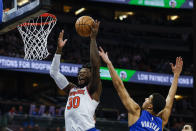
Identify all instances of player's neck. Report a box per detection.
[78,84,86,88]
[146,109,156,116]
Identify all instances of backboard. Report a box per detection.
[0,0,51,34]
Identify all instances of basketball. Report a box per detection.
[75,16,95,37]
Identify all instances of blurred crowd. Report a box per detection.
[0,96,193,131]
[0,101,65,131]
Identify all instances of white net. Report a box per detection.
[17,13,57,60]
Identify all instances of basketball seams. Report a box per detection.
[75,16,94,37]
[80,17,85,36]
[76,17,82,36]
[81,16,94,35]
[83,17,91,36]
[81,16,86,36]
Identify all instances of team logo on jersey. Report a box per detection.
[69,90,85,96]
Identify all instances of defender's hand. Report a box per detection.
[170,57,183,77]
[99,47,111,65]
[90,20,100,39]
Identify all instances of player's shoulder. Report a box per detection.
[69,82,77,88]
[157,109,165,119]
[63,82,77,94]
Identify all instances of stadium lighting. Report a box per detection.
[17,0,29,6]
[119,16,123,21]
[119,15,127,21]
[168,15,179,21]
[170,15,179,20]
[63,5,72,13]
[122,15,127,18]
[75,8,86,15]
[115,11,134,20]
[127,12,134,15]
[174,95,183,100]
[32,83,38,87]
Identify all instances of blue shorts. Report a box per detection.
[87,128,99,131]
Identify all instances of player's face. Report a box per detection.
[142,95,153,110]
[182,125,192,131]
[78,68,91,86]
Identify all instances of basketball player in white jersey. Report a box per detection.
[50,20,102,131]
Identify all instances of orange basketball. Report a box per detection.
[75,16,95,37]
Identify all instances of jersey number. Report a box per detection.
[67,96,80,110]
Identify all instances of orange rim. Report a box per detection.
[18,13,57,26]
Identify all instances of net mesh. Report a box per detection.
[17,13,57,60]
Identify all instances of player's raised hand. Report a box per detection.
[58,30,67,49]
[99,47,111,65]
[90,20,100,39]
[170,57,183,76]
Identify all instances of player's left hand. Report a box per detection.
[170,57,183,77]
[90,20,100,39]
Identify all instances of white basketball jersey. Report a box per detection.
[65,86,99,131]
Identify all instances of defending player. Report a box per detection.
[99,47,183,131]
[50,21,102,131]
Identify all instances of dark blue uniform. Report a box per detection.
[87,128,100,131]
[129,110,162,131]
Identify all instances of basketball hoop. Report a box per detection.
[17,13,57,60]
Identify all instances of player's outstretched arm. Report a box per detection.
[50,30,76,95]
[88,20,102,101]
[99,47,140,114]
[161,57,183,126]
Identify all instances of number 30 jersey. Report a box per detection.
[65,86,99,131]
